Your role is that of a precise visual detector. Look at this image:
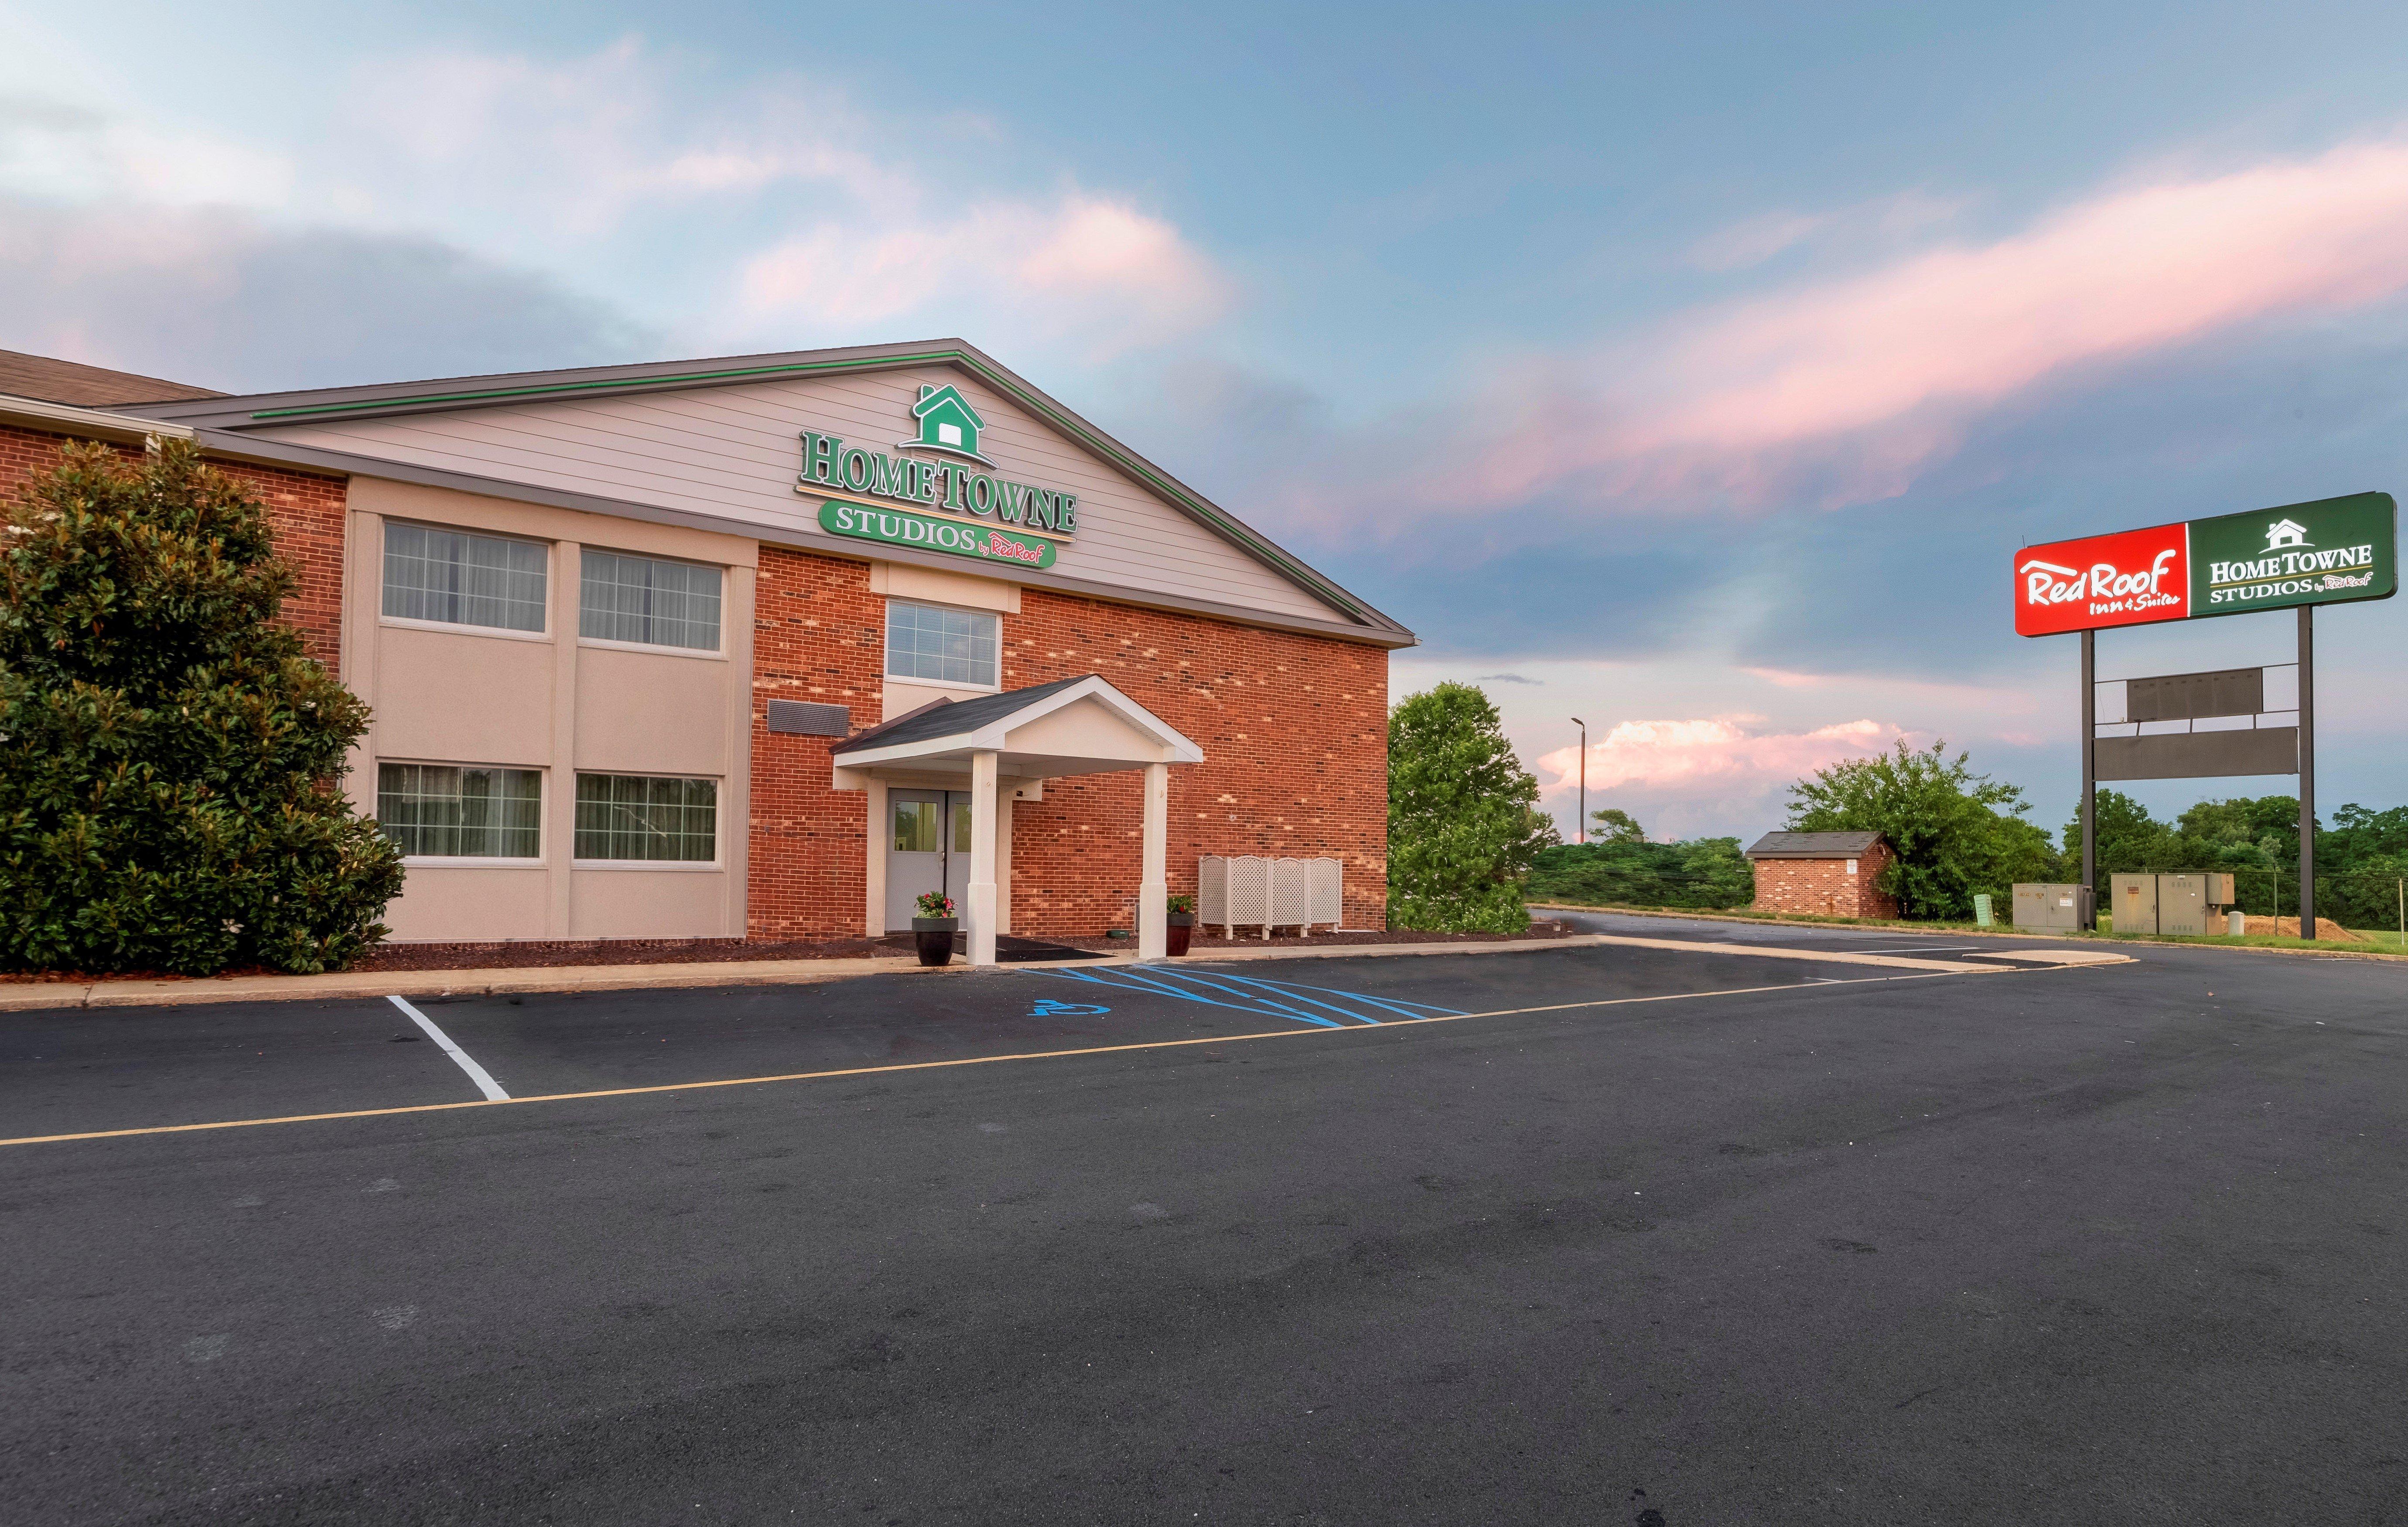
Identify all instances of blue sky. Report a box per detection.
[5,2,2406,840]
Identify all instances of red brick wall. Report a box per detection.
[745,547,881,938]
[744,547,1392,939]
[2,423,348,675]
[1001,586,1390,938]
[1748,841,1899,918]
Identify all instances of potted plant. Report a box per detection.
[1165,893,1197,957]
[912,892,958,967]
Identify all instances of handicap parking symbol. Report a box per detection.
[1032,999,1112,1017]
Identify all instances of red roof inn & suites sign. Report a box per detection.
[2014,491,2396,636]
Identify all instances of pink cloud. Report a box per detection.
[1374,134,2408,522]
[1534,716,1903,793]
[739,192,1228,359]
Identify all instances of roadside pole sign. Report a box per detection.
[2015,489,2394,942]
[2013,491,2395,637]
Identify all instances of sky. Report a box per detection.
[4,1,2406,842]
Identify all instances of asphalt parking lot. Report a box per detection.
[4,933,2405,1524]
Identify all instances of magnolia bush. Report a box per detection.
[0,440,403,974]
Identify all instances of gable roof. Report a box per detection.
[126,338,1412,644]
[1744,830,1885,859]
[831,673,1203,771]
[0,349,223,408]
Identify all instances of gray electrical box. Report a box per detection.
[2112,873,2159,934]
[2205,872,2236,905]
[2158,874,2209,936]
[2013,883,2083,930]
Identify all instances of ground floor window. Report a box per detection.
[377,764,543,859]
[574,773,718,862]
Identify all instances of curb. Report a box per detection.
[0,937,1597,1013]
[1530,903,2408,963]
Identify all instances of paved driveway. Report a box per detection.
[4,939,2403,1524]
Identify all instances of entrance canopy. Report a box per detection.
[831,675,1201,966]
[830,673,1202,781]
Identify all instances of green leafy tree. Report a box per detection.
[1789,740,2058,919]
[1589,806,1647,844]
[1,440,403,974]
[1388,682,1550,932]
[1529,835,1755,909]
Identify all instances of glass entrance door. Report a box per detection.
[885,790,972,929]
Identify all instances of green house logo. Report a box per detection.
[902,383,993,466]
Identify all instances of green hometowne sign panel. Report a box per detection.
[815,499,1058,570]
[2188,491,2395,616]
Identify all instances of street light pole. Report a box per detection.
[1569,717,1587,844]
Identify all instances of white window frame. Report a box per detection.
[569,769,723,870]
[379,520,553,641]
[376,759,548,868]
[883,598,1002,693]
[576,547,727,659]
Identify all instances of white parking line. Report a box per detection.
[386,995,510,1101]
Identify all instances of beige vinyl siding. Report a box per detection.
[253,370,1346,625]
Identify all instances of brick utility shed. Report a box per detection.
[1742,831,1899,919]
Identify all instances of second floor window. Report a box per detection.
[885,600,997,688]
[580,550,722,651]
[383,522,547,633]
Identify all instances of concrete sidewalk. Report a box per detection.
[0,932,2130,1012]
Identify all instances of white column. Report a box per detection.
[967,750,999,967]
[863,777,888,937]
[1138,760,1169,961]
[545,539,581,938]
[996,793,1015,936]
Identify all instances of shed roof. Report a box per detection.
[0,349,222,407]
[1743,830,1885,859]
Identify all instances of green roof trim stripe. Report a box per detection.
[246,350,967,420]
[232,343,1389,628]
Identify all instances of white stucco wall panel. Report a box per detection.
[574,646,732,777]
[385,866,549,942]
[256,369,1346,625]
[373,625,554,767]
[570,869,731,939]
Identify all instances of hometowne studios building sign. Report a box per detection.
[796,383,1070,571]
[2013,489,2397,938]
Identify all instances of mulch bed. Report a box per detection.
[2,921,1577,984]
[1062,920,1579,953]
[351,937,908,972]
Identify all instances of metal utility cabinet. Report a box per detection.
[2113,873,2160,934]
[2012,883,2084,930]
[2107,872,2237,936]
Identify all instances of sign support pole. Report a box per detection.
[2299,605,2316,940]
[2080,629,2097,930]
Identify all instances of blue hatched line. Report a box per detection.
[1188,970,1387,1025]
[1028,966,1343,1027]
[1142,967,1357,1025]
[1240,974,1466,1017]
[1204,970,1463,1021]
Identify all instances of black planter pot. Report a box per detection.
[912,917,958,967]
[1165,910,1195,958]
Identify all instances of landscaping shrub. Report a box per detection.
[1527,836,1755,909]
[1388,682,1551,932]
[0,440,403,974]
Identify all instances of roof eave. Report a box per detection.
[125,339,1415,642]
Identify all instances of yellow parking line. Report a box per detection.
[0,967,2007,1150]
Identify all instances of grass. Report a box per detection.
[1528,898,2408,957]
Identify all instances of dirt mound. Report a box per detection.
[2240,916,2362,942]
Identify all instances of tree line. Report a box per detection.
[1386,682,2406,930]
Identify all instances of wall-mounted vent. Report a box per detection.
[766,700,850,736]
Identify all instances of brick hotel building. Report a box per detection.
[0,343,1415,963]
